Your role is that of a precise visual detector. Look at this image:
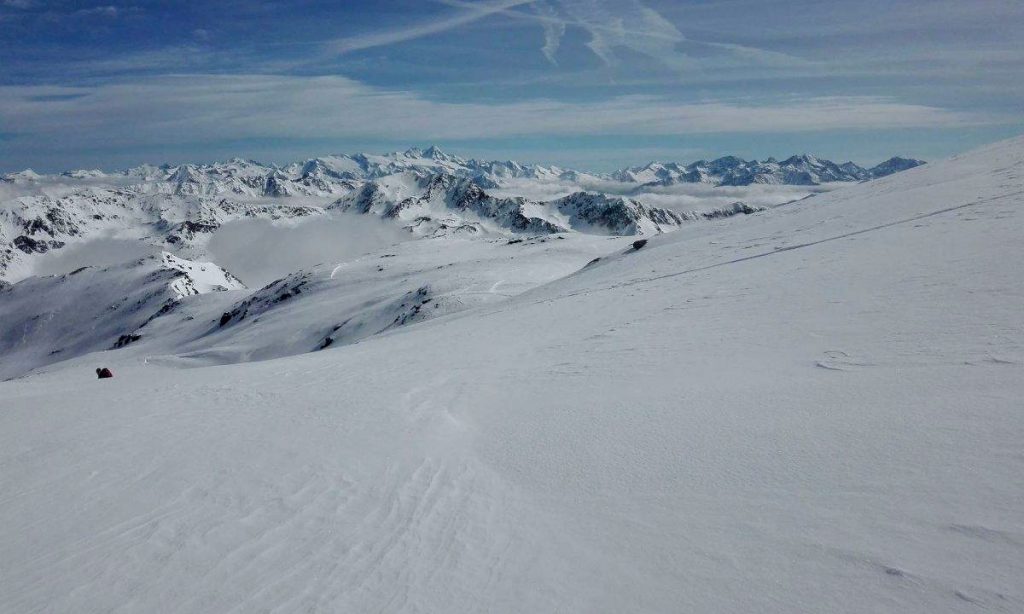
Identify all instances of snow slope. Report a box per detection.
[1,137,1021,613]
[0,253,244,379]
[116,233,625,369]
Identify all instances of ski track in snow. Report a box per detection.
[532,189,1024,305]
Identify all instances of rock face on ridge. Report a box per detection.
[332,173,687,236]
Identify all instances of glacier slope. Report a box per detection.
[0,137,1021,613]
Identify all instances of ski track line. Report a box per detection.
[534,190,1023,305]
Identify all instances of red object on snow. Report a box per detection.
[96,367,113,379]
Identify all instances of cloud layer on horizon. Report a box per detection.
[0,73,994,171]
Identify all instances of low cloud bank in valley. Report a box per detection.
[208,212,411,287]
[490,178,845,212]
[31,238,161,278]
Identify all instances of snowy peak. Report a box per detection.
[780,153,820,166]
[839,161,870,180]
[551,192,683,235]
[156,251,246,296]
[60,169,107,179]
[167,164,205,194]
[868,156,925,178]
[1,169,43,183]
[706,156,747,173]
[418,145,461,164]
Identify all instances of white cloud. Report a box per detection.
[208,214,412,287]
[74,5,119,18]
[534,1,565,65]
[438,0,811,72]
[490,174,844,209]
[0,74,994,164]
[325,0,536,55]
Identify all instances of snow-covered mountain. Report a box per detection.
[0,188,319,281]
[1,136,1019,613]
[328,171,715,236]
[0,252,243,379]
[612,154,925,187]
[866,156,928,178]
[329,172,562,235]
[1,228,630,377]
[0,169,45,183]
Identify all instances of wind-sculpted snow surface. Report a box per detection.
[4,138,1017,614]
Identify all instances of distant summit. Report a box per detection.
[868,156,926,177]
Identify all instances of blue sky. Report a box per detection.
[1,0,1021,172]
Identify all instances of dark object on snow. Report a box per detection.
[114,333,141,348]
[632,239,648,250]
[96,367,114,379]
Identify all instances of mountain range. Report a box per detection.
[610,153,922,186]
[0,146,924,284]
[3,146,924,197]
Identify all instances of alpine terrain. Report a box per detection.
[1,136,1021,613]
